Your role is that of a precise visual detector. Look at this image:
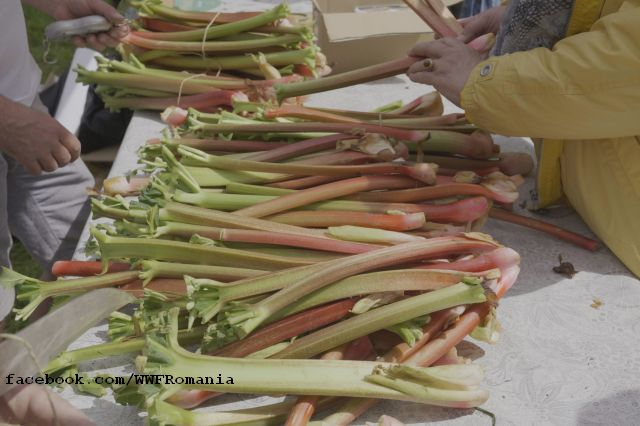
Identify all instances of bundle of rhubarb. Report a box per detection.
[75,2,328,111]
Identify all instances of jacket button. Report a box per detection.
[480,64,493,76]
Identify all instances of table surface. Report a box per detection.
[63,2,640,425]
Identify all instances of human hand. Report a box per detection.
[407,38,484,106]
[51,0,129,50]
[0,384,95,426]
[457,5,507,43]
[0,97,81,176]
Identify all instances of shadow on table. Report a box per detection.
[82,396,141,426]
[576,389,640,426]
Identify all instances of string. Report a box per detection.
[0,333,60,426]
[200,12,222,77]
[201,12,221,60]
[176,73,206,105]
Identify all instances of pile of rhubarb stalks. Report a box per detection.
[2,91,527,424]
[76,2,329,112]
[1,1,600,425]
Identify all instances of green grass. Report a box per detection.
[10,239,43,278]
[24,4,75,82]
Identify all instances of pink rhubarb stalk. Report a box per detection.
[348,182,516,204]
[234,175,424,218]
[267,211,426,231]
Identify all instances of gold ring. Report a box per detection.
[422,58,434,72]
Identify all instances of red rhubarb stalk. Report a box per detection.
[104,90,244,111]
[419,247,521,272]
[211,299,357,358]
[489,208,599,251]
[51,260,131,277]
[264,105,364,124]
[243,134,354,162]
[347,182,515,204]
[391,92,443,116]
[275,57,420,102]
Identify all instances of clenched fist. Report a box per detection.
[0,96,81,176]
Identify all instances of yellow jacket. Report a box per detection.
[461,0,640,275]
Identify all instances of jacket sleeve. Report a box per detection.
[460,1,640,140]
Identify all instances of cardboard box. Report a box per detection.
[313,0,460,73]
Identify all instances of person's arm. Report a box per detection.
[22,0,128,50]
[460,2,640,139]
[0,96,81,175]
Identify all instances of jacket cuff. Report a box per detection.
[460,58,500,126]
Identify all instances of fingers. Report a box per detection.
[109,24,130,40]
[408,38,462,58]
[21,160,42,176]
[459,20,485,43]
[38,156,58,173]
[52,144,72,166]
[407,58,436,75]
[83,34,106,51]
[72,36,86,48]
[59,132,82,163]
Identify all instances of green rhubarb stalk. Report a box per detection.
[178,146,436,183]
[328,225,426,244]
[0,268,138,322]
[105,60,249,90]
[140,2,260,24]
[184,165,288,186]
[125,32,306,53]
[149,48,316,71]
[272,281,486,359]
[205,237,497,345]
[44,326,205,375]
[137,3,290,42]
[163,201,336,239]
[76,67,217,95]
[268,269,477,323]
[152,220,380,254]
[185,264,319,324]
[139,260,267,285]
[138,308,490,407]
[147,397,293,426]
[187,119,428,142]
[91,228,315,271]
[226,182,292,196]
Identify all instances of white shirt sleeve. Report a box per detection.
[0,0,43,106]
